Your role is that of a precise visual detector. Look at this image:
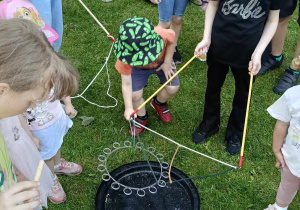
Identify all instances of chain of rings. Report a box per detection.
[97,141,170,197]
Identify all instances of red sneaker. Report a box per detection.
[129,117,148,136]
[150,99,172,123]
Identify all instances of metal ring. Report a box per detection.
[97,164,106,172]
[113,142,120,149]
[158,180,166,188]
[137,189,146,197]
[124,140,132,147]
[123,188,132,195]
[98,155,106,162]
[156,153,164,160]
[103,148,111,155]
[102,173,110,181]
[111,182,120,190]
[149,186,157,194]
[147,147,155,153]
[161,162,169,169]
[162,171,169,178]
[136,142,144,149]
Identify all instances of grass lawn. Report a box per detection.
[51,0,300,209]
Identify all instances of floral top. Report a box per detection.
[24,90,63,131]
[0,131,17,192]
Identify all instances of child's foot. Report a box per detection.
[264,204,277,210]
[226,133,241,155]
[258,54,284,75]
[54,158,82,176]
[273,67,300,95]
[48,175,66,204]
[129,115,148,136]
[173,46,182,64]
[150,97,172,123]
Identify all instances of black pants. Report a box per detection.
[198,55,254,141]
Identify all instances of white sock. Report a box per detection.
[274,203,288,210]
[54,163,61,171]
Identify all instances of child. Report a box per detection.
[114,17,179,135]
[29,0,63,52]
[266,77,300,210]
[0,18,79,209]
[0,0,82,204]
[24,94,82,205]
[157,0,188,64]
[0,115,53,209]
[258,0,300,95]
[193,0,281,155]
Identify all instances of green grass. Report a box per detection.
[50,1,300,209]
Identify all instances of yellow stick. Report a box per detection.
[131,55,197,116]
[239,73,253,168]
[34,160,45,181]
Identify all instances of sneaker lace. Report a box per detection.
[61,159,72,168]
[228,135,240,146]
[52,179,60,192]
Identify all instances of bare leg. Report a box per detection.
[53,149,61,166]
[170,16,183,46]
[271,16,291,56]
[157,85,179,103]
[45,157,54,174]
[158,17,183,61]
[132,89,146,116]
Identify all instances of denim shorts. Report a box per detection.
[279,0,300,25]
[131,66,180,92]
[158,0,189,22]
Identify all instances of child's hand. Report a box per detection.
[32,137,41,151]
[194,39,211,58]
[124,108,136,121]
[156,62,175,80]
[150,0,161,4]
[0,181,41,209]
[64,103,76,118]
[248,52,262,75]
[274,151,286,169]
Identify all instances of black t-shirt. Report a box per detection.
[208,0,282,68]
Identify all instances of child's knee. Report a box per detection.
[172,16,182,25]
[132,91,143,102]
[158,21,171,29]
[166,85,179,95]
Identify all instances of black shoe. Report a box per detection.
[258,54,284,75]
[192,126,219,144]
[226,134,241,155]
[173,46,182,64]
[274,68,300,95]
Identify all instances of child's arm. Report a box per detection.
[194,0,219,56]
[249,10,280,75]
[273,120,289,168]
[62,96,75,118]
[156,38,176,80]
[18,115,41,151]
[121,74,136,120]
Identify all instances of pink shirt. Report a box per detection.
[24,92,63,131]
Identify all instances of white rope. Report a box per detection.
[71,44,118,108]
[132,119,238,169]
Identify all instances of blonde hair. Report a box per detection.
[0,18,79,100]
